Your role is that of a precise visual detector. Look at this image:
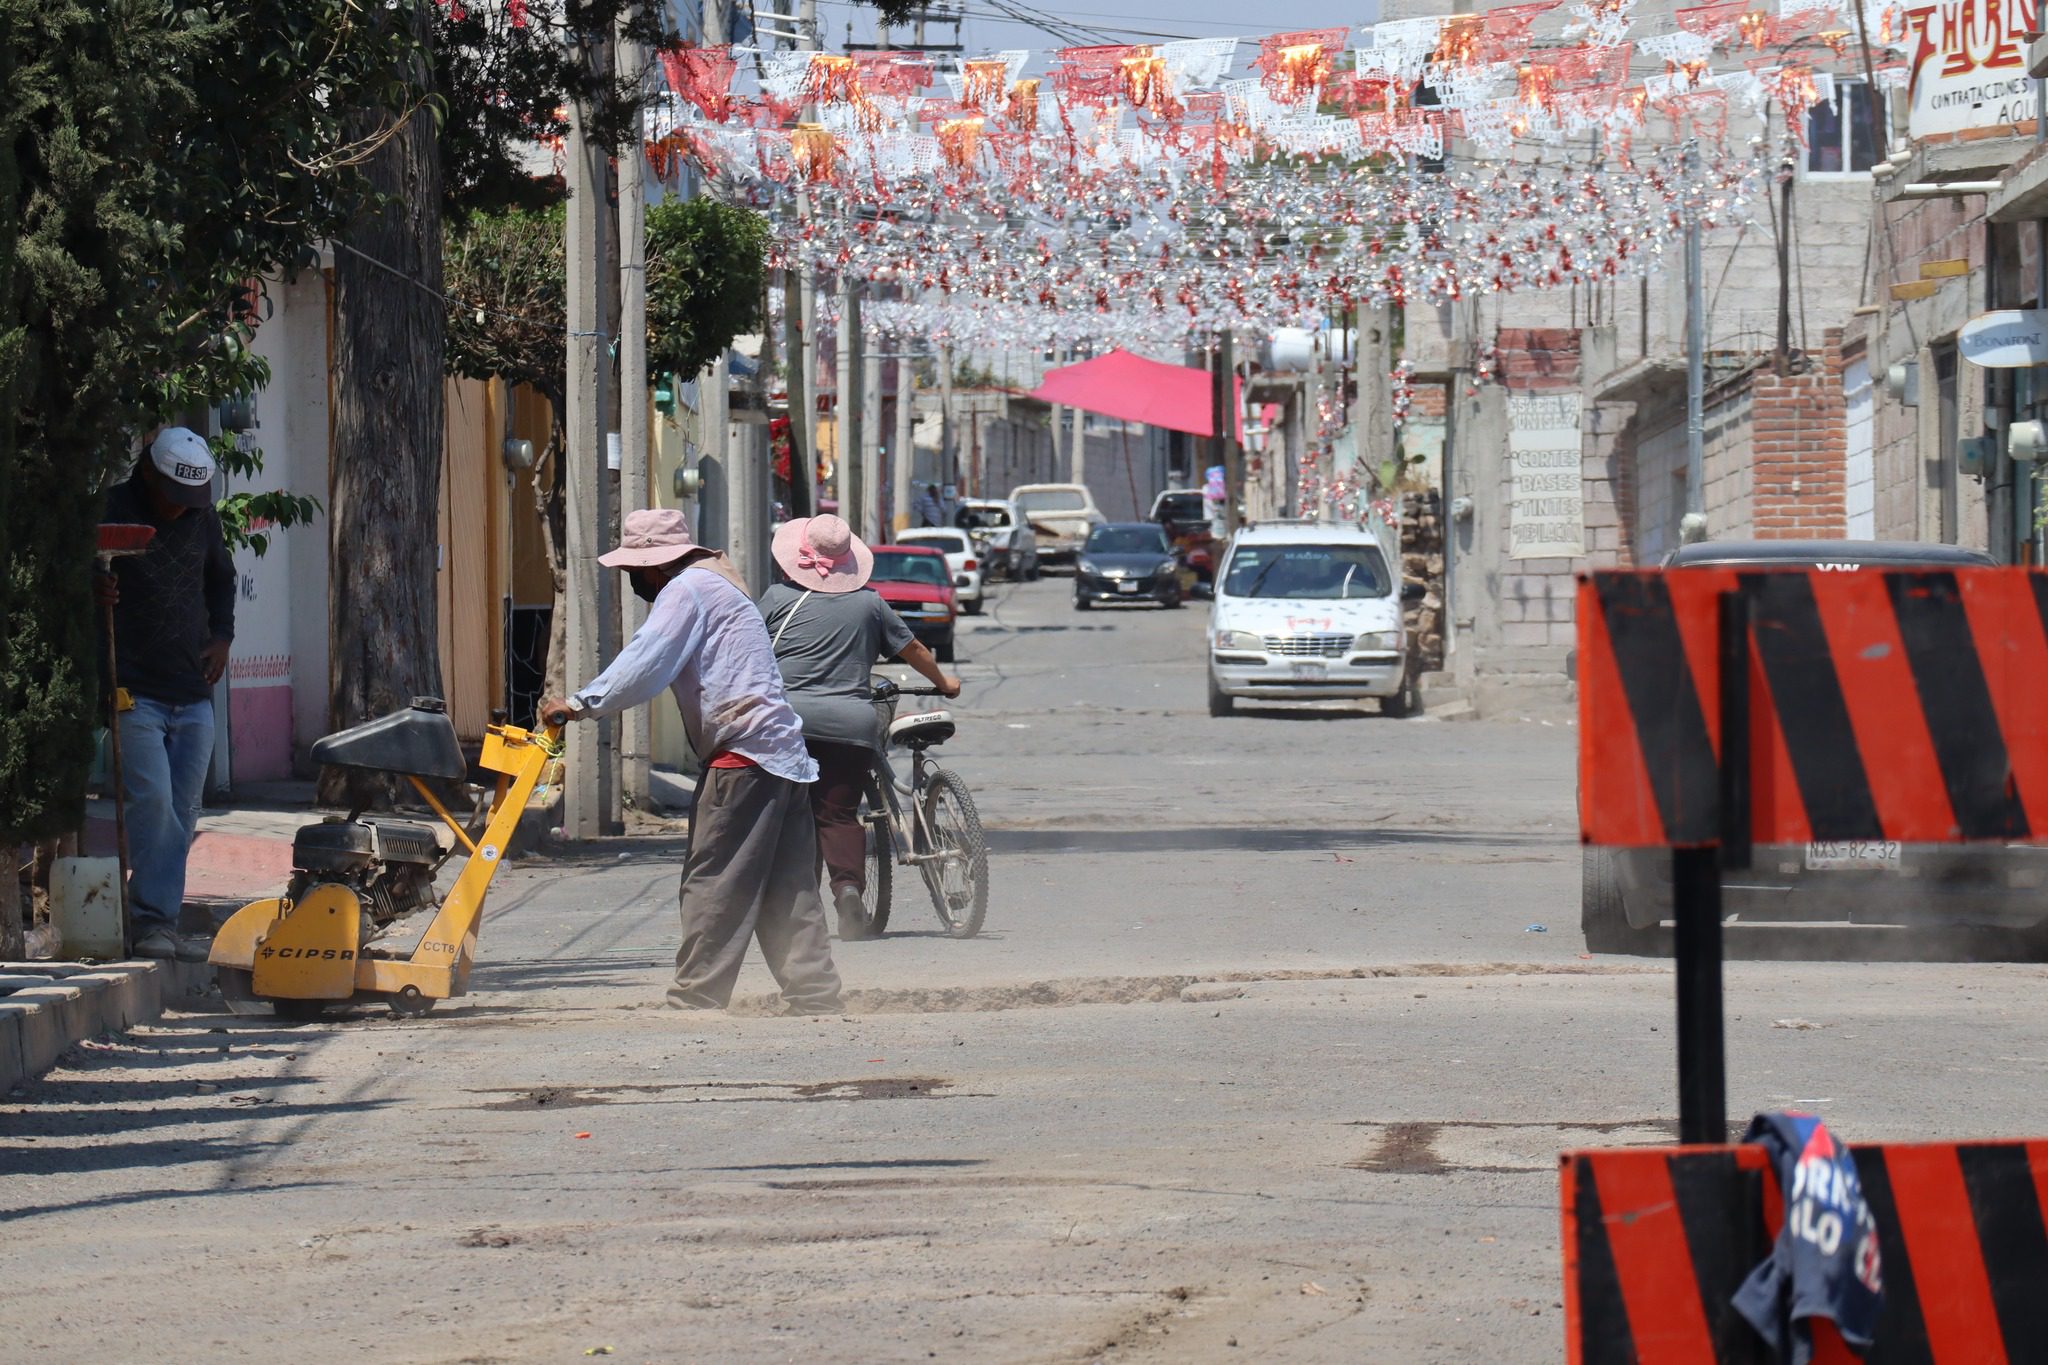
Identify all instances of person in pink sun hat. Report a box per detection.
[760,515,959,938]
[541,507,842,1014]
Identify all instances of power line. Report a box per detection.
[333,239,610,340]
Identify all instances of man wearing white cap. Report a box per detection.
[95,427,235,960]
[541,508,843,1014]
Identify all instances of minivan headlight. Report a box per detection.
[1353,630,1401,652]
[1216,629,1264,651]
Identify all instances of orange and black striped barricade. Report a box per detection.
[1562,1139,2048,1362]
[1578,567,2048,1142]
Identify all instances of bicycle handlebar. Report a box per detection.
[894,685,948,697]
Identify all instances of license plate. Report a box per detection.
[1804,840,1901,870]
[1117,581,1139,593]
[1290,661,1327,681]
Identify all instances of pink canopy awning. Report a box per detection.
[1028,348,1243,440]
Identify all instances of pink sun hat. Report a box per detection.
[599,507,714,569]
[771,514,873,593]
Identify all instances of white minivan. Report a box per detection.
[1206,521,1420,718]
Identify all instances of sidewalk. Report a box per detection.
[79,765,697,922]
[83,791,307,916]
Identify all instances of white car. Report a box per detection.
[1009,483,1105,567]
[897,527,985,614]
[1206,521,1421,718]
[957,497,1040,580]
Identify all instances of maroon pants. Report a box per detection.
[807,739,874,893]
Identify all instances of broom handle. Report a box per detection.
[103,590,133,953]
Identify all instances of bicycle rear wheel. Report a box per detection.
[918,766,989,938]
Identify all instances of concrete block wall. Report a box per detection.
[1583,398,1639,568]
[1490,328,1581,657]
[1701,387,1757,537]
[1859,190,1992,545]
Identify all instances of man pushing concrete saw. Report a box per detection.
[542,508,843,1015]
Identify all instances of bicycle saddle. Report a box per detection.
[888,709,956,748]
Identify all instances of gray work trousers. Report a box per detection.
[671,764,844,1013]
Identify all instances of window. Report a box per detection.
[1084,525,1170,554]
[1221,544,1391,600]
[1014,487,1088,513]
[870,551,950,585]
[1806,79,1880,176]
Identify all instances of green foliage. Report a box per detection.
[646,197,770,382]
[435,1,661,220]
[0,0,423,841]
[213,431,322,559]
[445,197,769,400]
[953,359,1004,389]
[444,203,570,408]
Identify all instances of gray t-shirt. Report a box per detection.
[759,582,915,750]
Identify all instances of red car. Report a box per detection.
[869,544,957,663]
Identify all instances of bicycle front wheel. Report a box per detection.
[862,799,893,937]
[918,766,989,938]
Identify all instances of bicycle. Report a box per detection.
[844,677,990,940]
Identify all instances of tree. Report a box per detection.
[0,0,423,948]
[646,197,771,381]
[443,197,768,702]
[322,0,670,803]
[324,0,448,807]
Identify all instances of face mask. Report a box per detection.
[629,571,663,603]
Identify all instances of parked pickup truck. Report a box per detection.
[1009,483,1104,567]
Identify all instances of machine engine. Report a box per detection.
[287,819,442,933]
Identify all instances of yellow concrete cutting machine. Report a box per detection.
[209,698,562,1019]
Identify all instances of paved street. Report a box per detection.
[7,577,2048,1362]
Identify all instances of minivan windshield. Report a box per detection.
[1221,544,1390,600]
[1014,487,1088,513]
[1155,492,1205,524]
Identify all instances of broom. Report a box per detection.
[97,523,156,953]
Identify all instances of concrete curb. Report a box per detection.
[0,960,166,1093]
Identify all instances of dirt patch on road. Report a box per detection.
[730,962,1660,1017]
[1350,1122,1451,1174]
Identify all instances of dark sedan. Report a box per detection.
[1074,523,1185,610]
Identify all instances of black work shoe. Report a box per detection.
[130,928,180,960]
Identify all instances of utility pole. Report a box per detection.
[861,313,883,538]
[781,0,819,520]
[939,341,956,490]
[1773,137,1795,376]
[616,19,651,811]
[1071,403,1087,493]
[837,281,863,531]
[1214,330,1241,536]
[564,36,616,840]
[1682,140,1706,534]
[729,276,773,593]
[893,349,915,532]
